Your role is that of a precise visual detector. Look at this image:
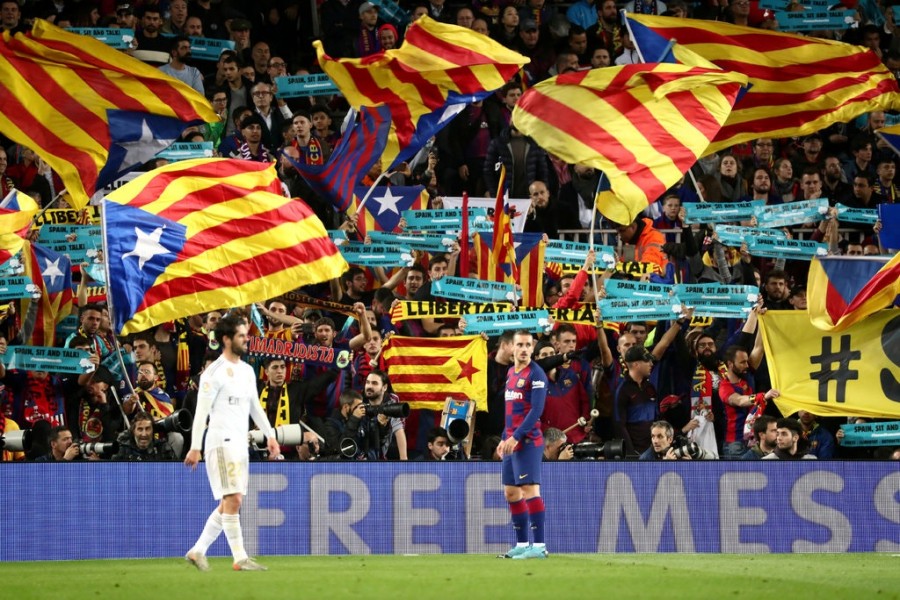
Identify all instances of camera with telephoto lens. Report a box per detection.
[671,439,713,460]
[248,424,305,448]
[567,439,626,460]
[153,409,192,434]
[0,430,32,453]
[77,441,119,456]
[364,402,410,419]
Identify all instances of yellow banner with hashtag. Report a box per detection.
[759,310,900,418]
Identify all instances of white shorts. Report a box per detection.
[205,445,249,500]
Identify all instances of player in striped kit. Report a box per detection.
[498,331,549,560]
[184,315,280,572]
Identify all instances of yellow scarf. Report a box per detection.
[259,385,290,427]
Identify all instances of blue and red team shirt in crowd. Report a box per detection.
[505,362,549,449]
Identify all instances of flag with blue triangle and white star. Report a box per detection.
[21,240,74,346]
[350,185,428,237]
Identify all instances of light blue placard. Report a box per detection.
[714,224,786,247]
[339,242,414,267]
[38,225,102,245]
[464,309,551,336]
[605,279,671,300]
[839,421,900,447]
[674,283,759,304]
[775,9,855,31]
[0,255,23,276]
[432,276,519,304]
[545,240,617,269]
[44,240,100,265]
[599,297,682,321]
[328,230,348,245]
[0,276,40,301]
[274,74,339,98]
[684,201,764,224]
[156,142,214,162]
[402,208,488,232]
[759,0,830,8]
[70,28,135,49]
[686,301,755,319]
[747,237,828,259]
[188,36,235,61]
[3,346,95,374]
[754,198,828,228]
[85,263,107,284]
[835,203,879,225]
[367,231,455,253]
[370,0,410,26]
[55,314,79,340]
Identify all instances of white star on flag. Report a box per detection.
[122,226,170,270]
[41,257,65,287]
[375,188,403,216]
[117,119,176,171]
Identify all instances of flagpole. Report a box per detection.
[27,188,69,228]
[588,172,606,311]
[98,197,138,427]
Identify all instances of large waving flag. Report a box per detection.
[490,164,518,281]
[104,158,348,335]
[511,64,746,225]
[349,185,428,237]
[626,14,900,155]
[315,16,529,169]
[21,240,74,346]
[0,20,218,210]
[0,190,39,265]
[807,254,900,332]
[287,105,392,213]
[475,232,546,307]
[382,335,487,410]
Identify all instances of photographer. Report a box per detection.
[34,426,81,462]
[113,412,177,461]
[640,420,694,460]
[362,370,407,460]
[319,390,367,459]
[542,428,574,461]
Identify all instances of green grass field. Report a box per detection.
[2,554,899,600]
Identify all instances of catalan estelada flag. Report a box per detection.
[807,254,900,332]
[475,232,546,307]
[21,240,73,346]
[104,158,348,335]
[626,14,900,155]
[0,20,218,210]
[349,185,428,237]
[315,16,528,169]
[287,105,391,213]
[511,64,745,225]
[382,335,487,410]
[0,190,38,265]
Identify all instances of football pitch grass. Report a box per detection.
[2,553,899,600]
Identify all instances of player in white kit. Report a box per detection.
[184,314,280,571]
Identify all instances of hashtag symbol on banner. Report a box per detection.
[809,335,860,403]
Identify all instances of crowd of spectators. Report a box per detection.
[1,0,899,462]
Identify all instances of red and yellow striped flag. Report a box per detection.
[474,232,546,307]
[104,159,348,335]
[315,16,529,169]
[0,20,218,209]
[511,64,746,225]
[382,335,488,410]
[626,14,900,154]
[0,191,39,265]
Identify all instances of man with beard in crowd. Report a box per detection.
[762,418,817,460]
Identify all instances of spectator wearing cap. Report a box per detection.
[231,114,274,162]
[115,3,137,30]
[791,133,824,176]
[788,284,806,311]
[355,1,381,58]
[136,6,169,52]
[159,35,204,95]
[228,17,252,55]
[615,346,658,455]
[515,18,554,84]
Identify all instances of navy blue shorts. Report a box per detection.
[501,438,543,486]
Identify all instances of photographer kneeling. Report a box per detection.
[640,420,714,460]
[542,427,574,461]
[113,412,177,461]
